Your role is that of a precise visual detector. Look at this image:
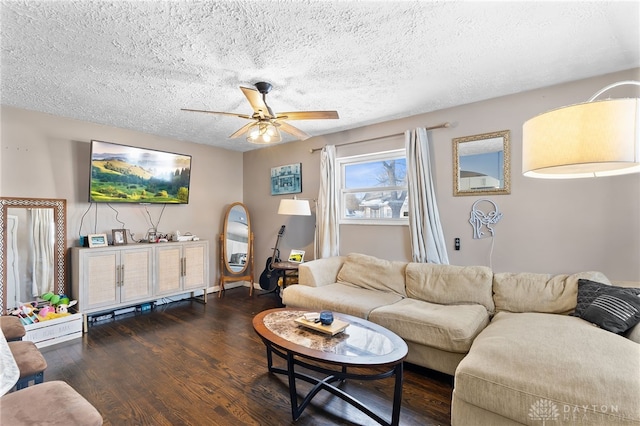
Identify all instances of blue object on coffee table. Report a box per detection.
[319,311,334,325]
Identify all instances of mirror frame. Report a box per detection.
[0,197,67,314]
[453,130,511,196]
[222,202,251,275]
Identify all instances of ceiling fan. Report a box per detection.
[182,82,339,144]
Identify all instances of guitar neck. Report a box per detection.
[270,225,286,262]
[271,236,281,260]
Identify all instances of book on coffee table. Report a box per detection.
[295,316,349,336]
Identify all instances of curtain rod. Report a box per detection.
[309,122,450,153]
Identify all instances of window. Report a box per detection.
[337,149,408,224]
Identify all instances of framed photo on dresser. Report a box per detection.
[88,233,108,248]
[112,229,127,245]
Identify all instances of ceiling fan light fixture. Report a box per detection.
[183,81,338,144]
[246,122,282,144]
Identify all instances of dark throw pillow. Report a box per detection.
[581,289,640,334]
[573,278,640,317]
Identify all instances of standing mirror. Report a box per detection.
[219,202,254,297]
[453,130,511,196]
[1,197,67,314]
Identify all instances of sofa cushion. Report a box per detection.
[580,289,640,334]
[627,323,640,344]
[574,278,640,317]
[336,253,407,296]
[455,312,640,424]
[298,256,346,287]
[0,315,26,340]
[405,263,494,313]
[493,271,611,314]
[0,380,103,425]
[281,282,403,319]
[368,298,490,353]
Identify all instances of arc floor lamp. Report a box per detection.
[522,80,640,178]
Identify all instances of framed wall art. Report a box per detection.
[271,163,302,195]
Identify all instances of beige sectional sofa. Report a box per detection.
[281,253,640,425]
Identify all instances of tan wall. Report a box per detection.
[2,68,638,287]
[244,68,640,281]
[1,106,244,289]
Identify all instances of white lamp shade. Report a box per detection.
[278,199,311,216]
[522,98,640,178]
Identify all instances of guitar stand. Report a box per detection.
[257,285,280,297]
[258,274,282,300]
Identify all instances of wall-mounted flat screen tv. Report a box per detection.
[89,140,192,204]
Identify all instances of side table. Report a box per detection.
[271,261,300,288]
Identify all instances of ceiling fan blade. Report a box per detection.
[228,122,256,139]
[181,108,252,120]
[240,86,274,118]
[277,121,312,140]
[276,111,339,120]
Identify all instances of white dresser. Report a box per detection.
[71,240,209,331]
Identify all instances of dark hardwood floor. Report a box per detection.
[40,287,452,425]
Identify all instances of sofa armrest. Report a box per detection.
[298,256,346,287]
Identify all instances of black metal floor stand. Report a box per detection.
[264,344,403,426]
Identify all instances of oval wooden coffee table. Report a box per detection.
[253,308,408,426]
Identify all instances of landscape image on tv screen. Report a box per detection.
[90,140,192,204]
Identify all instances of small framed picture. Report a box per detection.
[112,229,127,245]
[288,249,305,263]
[271,163,302,195]
[88,233,108,248]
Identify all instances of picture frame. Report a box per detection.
[88,233,108,248]
[288,249,305,263]
[271,163,302,195]
[112,229,127,245]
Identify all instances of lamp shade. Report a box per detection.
[246,122,282,144]
[522,98,640,178]
[278,199,311,216]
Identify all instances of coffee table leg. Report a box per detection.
[266,345,274,371]
[262,342,403,425]
[286,352,300,421]
[391,362,404,426]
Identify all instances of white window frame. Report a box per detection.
[337,149,409,226]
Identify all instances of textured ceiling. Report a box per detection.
[1,1,639,152]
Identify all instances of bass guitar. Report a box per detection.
[258,225,286,291]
